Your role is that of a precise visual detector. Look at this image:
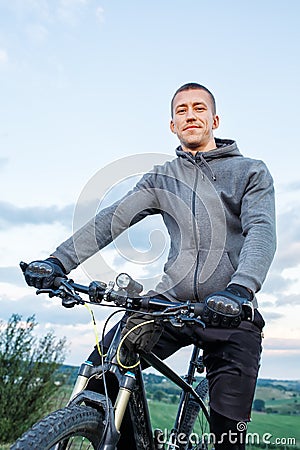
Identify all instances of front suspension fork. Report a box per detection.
[99,371,136,450]
[113,371,136,431]
[69,361,137,448]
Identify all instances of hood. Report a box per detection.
[176,138,242,161]
[175,138,242,181]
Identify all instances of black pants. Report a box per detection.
[88,310,264,449]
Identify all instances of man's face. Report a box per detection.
[170,89,219,153]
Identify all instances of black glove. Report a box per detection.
[226,283,253,301]
[20,258,66,290]
[121,313,163,354]
[202,283,254,328]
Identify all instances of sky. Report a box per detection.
[0,0,300,380]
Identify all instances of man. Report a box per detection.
[23,83,276,449]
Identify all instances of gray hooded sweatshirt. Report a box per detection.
[53,138,276,304]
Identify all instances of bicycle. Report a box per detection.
[12,261,253,450]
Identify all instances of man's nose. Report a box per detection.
[185,107,197,120]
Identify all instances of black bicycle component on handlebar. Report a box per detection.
[88,281,107,303]
[36,279,85,308]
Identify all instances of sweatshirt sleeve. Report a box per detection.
[52,172,160,273]
[229,161,277,293]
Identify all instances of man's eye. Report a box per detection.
[195,107,205,112]
[177,109,185,114]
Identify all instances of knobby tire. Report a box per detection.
[11,404,105,450]
[11,381,210,450]
[179,378,210,450]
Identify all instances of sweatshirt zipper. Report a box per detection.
[192,168,200,302]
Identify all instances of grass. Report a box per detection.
[248,412,300,443]
[3,401,299,449]
[149,401,300,449]
[148,400,178,430]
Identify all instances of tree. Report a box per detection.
[253,398,265,412]
[0,314,67,443]
[153,390,166,401]
[171,394,178,404]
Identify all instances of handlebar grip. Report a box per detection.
[20,261,28,273]
[54,277,67,288]
[192,302,204,317]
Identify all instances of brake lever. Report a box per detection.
[36,288,59,296]
[181,316,206,328]
[36,281,84,307]
[168,317,185,328]
[167,314,206,329]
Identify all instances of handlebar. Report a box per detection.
[50,276,205,321]
[20,260,254,327]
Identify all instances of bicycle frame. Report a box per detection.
[16,264,255,450]
[67,321,209,450]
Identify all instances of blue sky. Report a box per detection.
[1,0,300,379]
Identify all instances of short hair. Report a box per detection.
[171,82,216,117]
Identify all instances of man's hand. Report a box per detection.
[202,284,254,328]
[121,313,163,354]
[20,258,66,290]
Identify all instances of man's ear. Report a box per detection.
[170,120,176,134]
[212,115,220,130]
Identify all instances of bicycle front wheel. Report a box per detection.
[179,378,210,450]
[11,404,105,450]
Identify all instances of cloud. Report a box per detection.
[259,351,300,380]
[260,310,284,322]
[3,0,51,21]
[259,205,300,306]
[2,0,93,29]
[0,201,74,229]
[0,49,8,65]
[0,266,24,286]
[57,0,89,25]
[263,337,300,351]
[274,208,300,270]
[96,6,104,23]
[262,272,300,306]
[0,290,100,327]
[280,180,300,193]
[275,293,300,306]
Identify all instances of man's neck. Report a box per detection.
[182,139,217,155]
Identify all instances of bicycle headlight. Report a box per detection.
[115,273,143,294]
[116,273,131,289]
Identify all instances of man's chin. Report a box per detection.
[182,140,203,150]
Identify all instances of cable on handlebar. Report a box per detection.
[84,303,107,358]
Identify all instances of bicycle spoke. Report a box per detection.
[52,436,94,450]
